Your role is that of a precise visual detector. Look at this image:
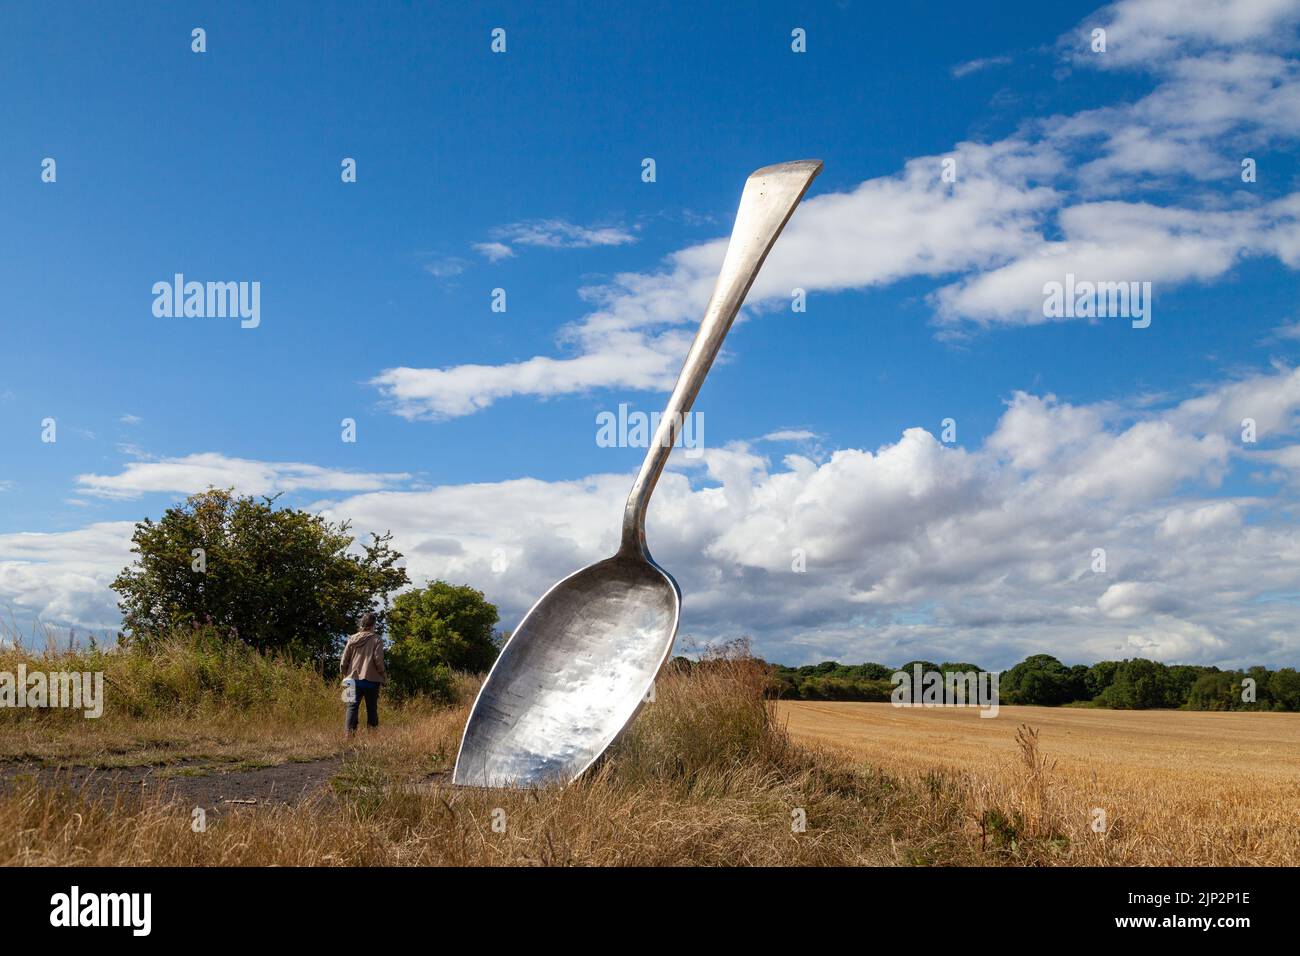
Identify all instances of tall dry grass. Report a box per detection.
[0,642,962,866]
[0,627,441,768]
[0,626,336,722]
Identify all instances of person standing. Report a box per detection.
[341,610,386,735]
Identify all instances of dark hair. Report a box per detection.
[360,611,377,631]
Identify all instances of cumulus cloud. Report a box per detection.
[1062,0,1300,68]
[1047,50,1300,189]
[14,367,1300,669]
[933,195,1300,325]
[245,364,1300,669]
[0,522,136,630]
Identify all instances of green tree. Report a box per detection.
[897,659,941,676]
[1099,658,1176,709]
[111,489,408,668]
[1167,664,1210,708]
[1000,654,1075,706]
[1086,660,1121,699]
[767,667,800,699]
[1188,671,1240,711]
[388,581,501,674]
[1268,668,1300,711]
[1066,664,1091,702]
[1244,666,1274,709]
[855,662,895,681]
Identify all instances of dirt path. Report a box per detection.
[0,757,346,813]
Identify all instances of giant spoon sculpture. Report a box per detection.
[454,159,823,788]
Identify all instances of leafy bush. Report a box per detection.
[385,581,501,701]
[112,489,408,669]
[385,637,456,704]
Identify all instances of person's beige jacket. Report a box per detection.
[340,629,387,684]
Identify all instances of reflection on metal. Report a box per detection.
[453,160,824,788]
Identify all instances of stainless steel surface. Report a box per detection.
[453,160,823,788]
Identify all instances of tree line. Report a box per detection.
[767,654,1300,711]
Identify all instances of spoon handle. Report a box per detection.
[619,159,823,556]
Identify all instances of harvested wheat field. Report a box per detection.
[779,701,1300,865]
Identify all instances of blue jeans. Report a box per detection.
[345,680,380,732]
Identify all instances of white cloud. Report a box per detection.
[368,2,1300,417]
[15,367,1300,668]
[246,366,1300,668]
[473,241,515,262]
[369,0,1300,421]
[371,332,689,419]
[464,220,639,267]
[1064,0,1300,68]
[1046,50,1300,189]
[373,138,1063,418]
[75,453,411,499]
[336,365,1300,669]
[933,192,1300,327]
[12,0,1300,664]
[425,257,468,278]
[952,55,1012,77]
[490,219,637,250]
[1158,501,1243,538]
[0,522,136,630]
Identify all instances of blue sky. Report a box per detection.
[2,0,1299,669]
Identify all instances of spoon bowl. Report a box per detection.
[453,551,678,787]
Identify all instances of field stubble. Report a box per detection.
[779,700,1300,865]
